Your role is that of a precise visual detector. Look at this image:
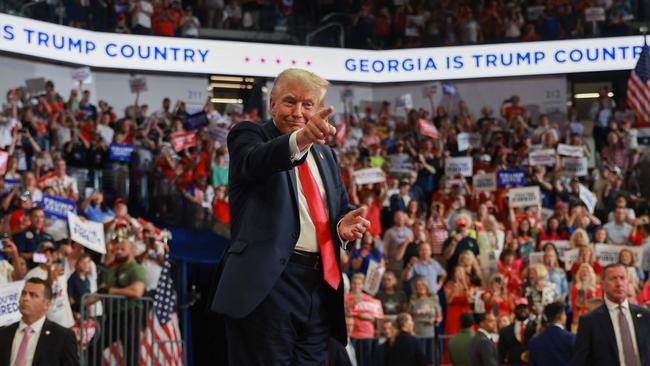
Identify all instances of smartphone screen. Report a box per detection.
[33,253,48,264]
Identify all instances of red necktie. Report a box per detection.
[297,160,341,290]
[519,322,525,344]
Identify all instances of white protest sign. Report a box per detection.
[353,168,385,185]
[363,260,386,296]
[457,133,481,152]
[0,281,25,327]
[68,212,106,254]
[445,156,473,177]
[585,7,606,22]
[128,77,147,93]
[71,66,92,83]
[473,173,497,192]
[557,144,584,158]
[562,157,588,177]
[396,93,413,110]
[563,248,580,271]
[509,186,541,208]
[595,244,644,266]
[529,251,545,265]
[579,184,597,213]
[529,149,556,166]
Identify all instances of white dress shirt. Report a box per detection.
[604,296,641,366]
[10,316,46,366]
[287,129,346,253]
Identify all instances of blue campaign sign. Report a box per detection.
[185,111,209,131]
[497,169,527,188]
[442,82,458,96]
[3,178,19,192]
[40,194,76,220]
[109,144,134,161]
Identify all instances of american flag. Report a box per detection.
[627,42,650,125]
[103,256,184,366]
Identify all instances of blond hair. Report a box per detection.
[575,263,598,289]
[570,228,589,248]
[528,263,549,280]
[270,68,330,104]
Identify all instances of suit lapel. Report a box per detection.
[598,305,620,357]
[32,320,52,366]
[1,323,19,366]
[631,305,647,362]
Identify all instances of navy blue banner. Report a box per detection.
[185,111,209,131]
[40,194,76,220]
[497,169,527,188]
[109,143,134,161]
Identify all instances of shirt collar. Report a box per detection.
[477,328,492,337]
[19,316,46,335]
[604,296,629,312]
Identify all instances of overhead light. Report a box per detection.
[211,98,243,104]
[210,75,244,82]
[574,92,614,99]
[209,83,248,89]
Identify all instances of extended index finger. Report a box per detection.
[317,106,334,120]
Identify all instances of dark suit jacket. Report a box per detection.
[497,320,537,365]
[571,303,650,366]
[469,331,499,366]
[0,319,79,366]
[384,332,427,366]
[528,325,576,366]
[211,120,352,343]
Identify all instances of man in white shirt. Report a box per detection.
[0,278,78,365]
[572,263,650,366]
[604,207,634,245]
[129,0,153,35]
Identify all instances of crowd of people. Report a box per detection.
[2,0,643,48]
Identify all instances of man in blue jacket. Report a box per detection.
[529,301,575,366]
[211,68,370,366]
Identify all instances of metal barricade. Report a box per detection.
[78,294,174,366]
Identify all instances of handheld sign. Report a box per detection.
[457,133,481,151]
[579,184,597,213]
[445,157,473,177]
[473,172,497,192]
[557,144,584,158]
[68,212,106,254]
[562,157,588,177]
[497,169,526,188]
[529,149,556,166]
[418,119,439,138]
[509,186,541,208]
[41,194,76,221]
[108,144,134,162]
[353,168,385,185]
[0,281,25,327]
[129,77,147,93]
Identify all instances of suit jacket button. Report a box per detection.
[280,258,286,265]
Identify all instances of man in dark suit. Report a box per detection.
[0,277,78,366]
[469,312,499,366]
[498,297,537,365]
[211,68,370,365]
[571,263,650,366]
[529,301,576,366]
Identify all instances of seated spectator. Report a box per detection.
[408,278,441,338]
[377,271,407,322]
[344,274,383,339]
[570,262,602,329]
[350,231,385,276]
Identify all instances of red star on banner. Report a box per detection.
[291,60,297,65]
[306,60,312,66]
[244,57,250,62]
[276,59,281,64]
[260,58,266,63]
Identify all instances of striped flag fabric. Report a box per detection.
[627,42,650,124]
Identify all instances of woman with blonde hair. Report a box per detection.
[524,263,558,309]
[458,249,484,287]
[483,273,513,317]
[408,278,442,338]
[570,244,601,276]
[570,263,602,328]
[477,214,505,281]
[569,228,590,248]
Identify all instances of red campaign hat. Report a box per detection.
[114,197,126,206]
[455,217,468,228]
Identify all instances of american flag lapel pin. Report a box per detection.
[637,313,642,318]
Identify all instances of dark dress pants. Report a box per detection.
[224,260,332,366]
